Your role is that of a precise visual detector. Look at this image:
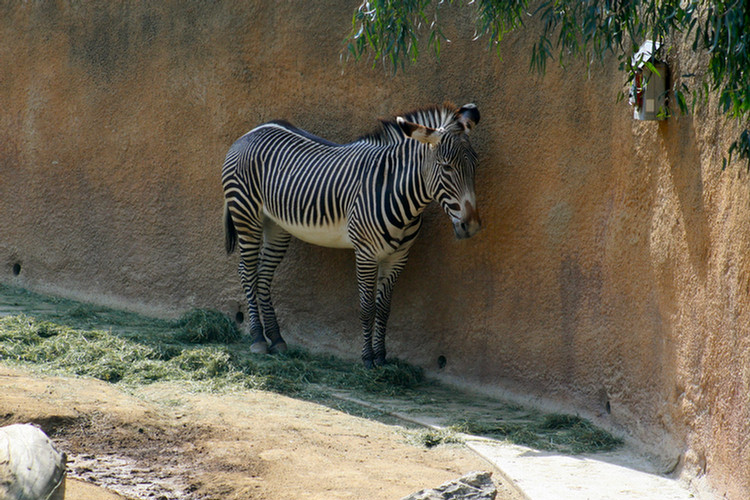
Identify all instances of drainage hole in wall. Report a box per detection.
[12,263,21,276]
[235,311,244,324]
[437,355,447,370]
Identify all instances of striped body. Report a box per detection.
[222,104,481,366]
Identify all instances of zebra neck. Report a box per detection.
[416,146,441,209]
[369,142,433,225]
[403,144,434,216]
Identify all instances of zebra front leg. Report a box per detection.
[257,221,292,354]
[373,250,410,366]
[355,253,378,368]
[238,232,268,353]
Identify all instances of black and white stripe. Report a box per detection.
[222,103,481,366]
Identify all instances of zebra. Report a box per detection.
[222,103,481,368]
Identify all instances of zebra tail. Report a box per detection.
[224,202,237,254]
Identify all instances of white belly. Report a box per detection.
[265,211,353,249]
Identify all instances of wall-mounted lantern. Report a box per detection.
[629,40,669,121]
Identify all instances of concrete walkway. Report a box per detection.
[332,393,699,500]
[467,440,694,500]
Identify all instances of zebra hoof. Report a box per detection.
[362,358,374,370]
[373,356,386,367]
[250,341,269,354]
[268,341,288,354]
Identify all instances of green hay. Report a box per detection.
[449,413,623,454]
[351,359,424,394]
[0,285,623,456]
[175,309,240,344]
[0,311,423,397]
[169,347,234,379]
[407,428,464,448]
[232,347,424,397]
[0,315,162,383]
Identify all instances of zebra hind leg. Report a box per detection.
[257,219,292,354]
[237,228,269,354]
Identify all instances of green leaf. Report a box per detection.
[675,89,689,115]
[343,0,750,167]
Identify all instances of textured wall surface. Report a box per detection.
[1,2,748,497]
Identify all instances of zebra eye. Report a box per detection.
[440,163,453,171]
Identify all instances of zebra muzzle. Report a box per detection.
[453,201,481,239]
[454,219,481,239]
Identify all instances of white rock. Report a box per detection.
[0,424,66,500]
[401,470,497,500]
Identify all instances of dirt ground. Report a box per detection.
[0,365,522,500]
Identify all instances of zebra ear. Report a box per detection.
[455,103,480,133]
[396,117,444,147]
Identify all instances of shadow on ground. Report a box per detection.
[0,284,622,457]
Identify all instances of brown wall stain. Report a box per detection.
[1,2,748,497]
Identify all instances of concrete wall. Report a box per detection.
[1,2,748,497]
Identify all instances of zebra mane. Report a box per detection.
[358,104,460,146]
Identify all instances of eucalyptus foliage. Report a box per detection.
[347,0,749,165]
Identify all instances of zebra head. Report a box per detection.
[397,103,481,239]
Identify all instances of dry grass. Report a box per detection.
[0,284,622,454]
